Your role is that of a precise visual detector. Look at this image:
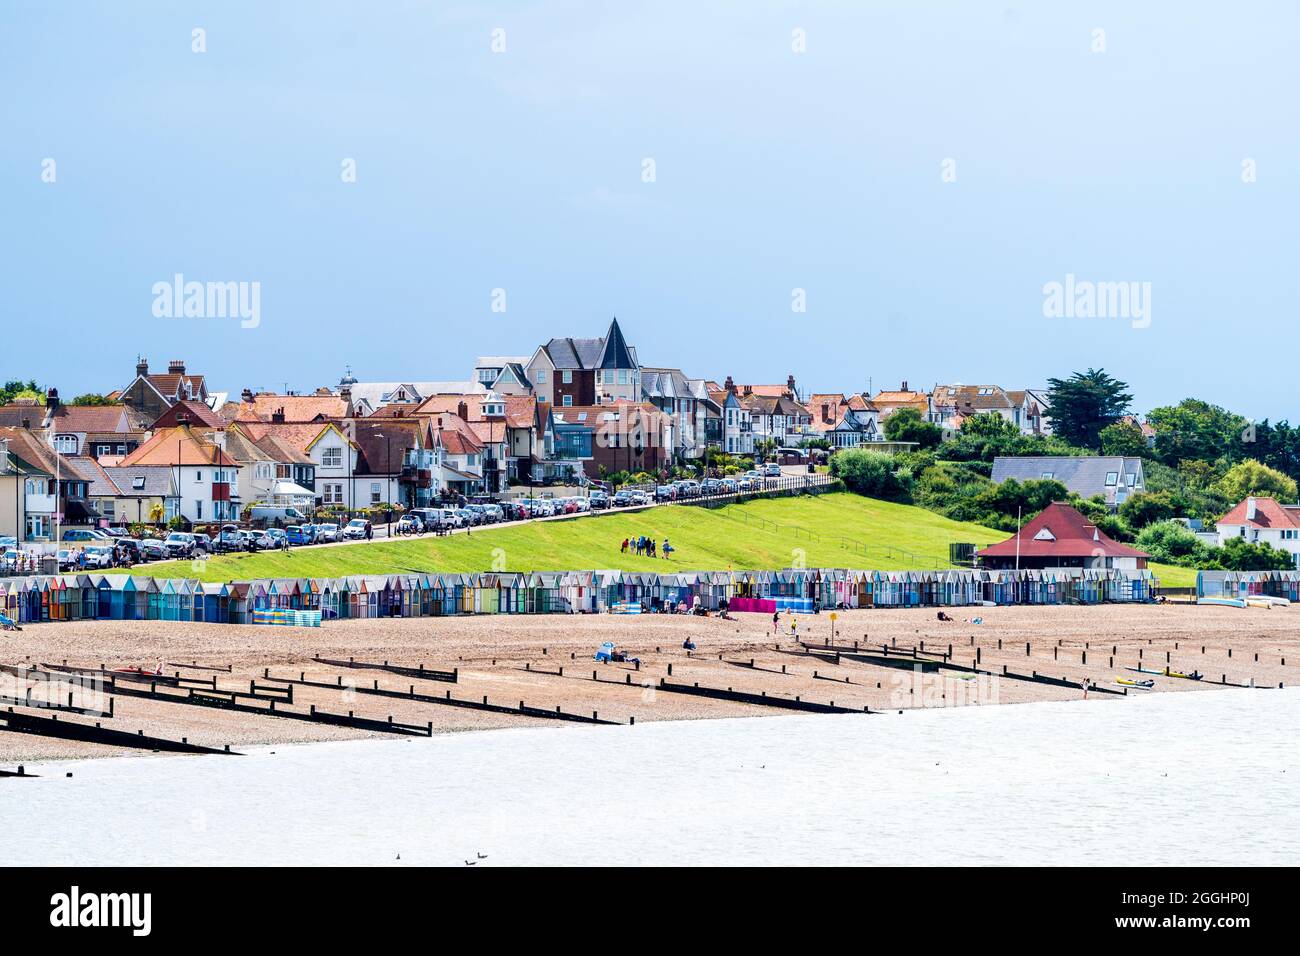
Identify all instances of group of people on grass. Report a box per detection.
[621,535,673,559]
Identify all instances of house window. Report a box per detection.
[563,395,573,407]
[53,434,77,453]
[132,476,146,491]
[478,369,497,384]
[322,446,342,468]
[1125,473,1137,486]
[1040,472,1053,480]
[1104,472,1118,486]
[324,483,343,504]
[196,500,203,519]
[562,370,573,384]
[618,370,628,385]
[370,482,382,504]
[535,369,546,384]
[195,471,202,482]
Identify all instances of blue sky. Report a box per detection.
[3,1,1297,417]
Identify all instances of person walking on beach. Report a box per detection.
[772,610,779,634]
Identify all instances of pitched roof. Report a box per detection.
[990,456,1143,499]
[235,393,349,423]
[70,456,122,497]
[977,503,1149,559]
[351,419,421,474]
[1216,497,1300,530]
[102,465,175,497]
[0,426,87,479]
[117,426,238,468]
[931,384,1015,412]
[151,399,227,429]
[236,421,343,454]
[596,317,636,369]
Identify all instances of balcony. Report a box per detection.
[25,493,56,513]
[400,465,435,487]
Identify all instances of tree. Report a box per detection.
[68,393,114,406]
[883,408,943,449]
[0,379,41,405]
[1146,398,1249,467]
[1044,368,1133,450]
[1119,490,1177,529]
[1212,458,1298,503]
[959,412,1017,439]
[1099,420,1147,457]
[829,450,908,500]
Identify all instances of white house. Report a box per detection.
[1215,496,1300,568]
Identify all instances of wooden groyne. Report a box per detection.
[0,708,236,754]
[311,656,458,683]
[656,678,870,714]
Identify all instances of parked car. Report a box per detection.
[720,477,739,494]
[56,548,78,571]
[62,528,111,543]
[482,503,506,522]
[264,528,291,549]
[701,478,723,494]
[315,523,341,543]
[465,504,495,524]
[163,532,196,558]
[100,527,127,538]
[242,529,276,551]
[117,538,146,563]
[214,524,248,553]
[82,545,116,569]
[588,490,609,510]
[396,514,424,534]
[285,525,315,546]
[763,463,782,477]
[455,508,480,527]
[139,538,168,561]
[631,491,651,506]
[654,485,677,501]
[342,518,372,540]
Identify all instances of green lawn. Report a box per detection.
[135,491,1196,587]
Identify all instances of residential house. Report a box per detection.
[549,401,673,479]
[151,398,229,431]
[0,438,52,544]
[473,356,534,396]
[116,358,208,422]
[871,382,932,421]
[990,456,1145,508]
[422,416,486,498]
[411,393,546,492]
[930,384,1044,436]
[977,502,1150,570]
[0,389,150,459]
[640,368,719,462]
[117,425,242,524]
[99,465,181,526]
[238,421,351,510]
[351,418,424,508]
[707,381,754,456]
[0,426,97,539]
[1214,497,1300,569]
[224,389,352,425]
[525,317,640,408]
[342,378,480,412]
[806,393,881,449]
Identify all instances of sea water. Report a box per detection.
[3,689,1297,866]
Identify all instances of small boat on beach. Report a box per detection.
[1116,677,1155,689]
[1197,597,1246,608]
[1126,665,1164,676]
[1167,669,1203,681]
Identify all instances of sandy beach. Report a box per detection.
[2,603,1296,762]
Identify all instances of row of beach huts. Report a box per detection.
[0,567,1160,627]
[1197,569,1300,602]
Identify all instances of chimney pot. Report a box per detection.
[168,359,185,375]
[136,357,149,377]
[45,387,59,409]
[241,388,254,403]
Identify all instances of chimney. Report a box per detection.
[271,407,285,424]
[21,417,30,430]
[45,387,59,409]
[340,385,352,404]
[136,356,149,377]
[457,401,469,420]
[724,375,735,394]
[743,384,752,396]
[211,430,226,451]
[1246,497,1258,521]
[821,403,831,423]
[241,388,254,403]
[901,380,908,392]
[168,359,186,375]
[787,374,797,396]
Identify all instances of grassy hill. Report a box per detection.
[137,492,1195,586]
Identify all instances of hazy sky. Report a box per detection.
[4,2,1297,417]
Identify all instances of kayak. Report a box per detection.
[1126,665,1164,675]
[1116,677,1155,689]
[1197,597,1246,608]
[1167,670,1203,681]
[1245,598,1274,609]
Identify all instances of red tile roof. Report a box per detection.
[1216,497,1300,530]
[977,503,1149,559]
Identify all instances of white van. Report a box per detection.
[250,505,310,526]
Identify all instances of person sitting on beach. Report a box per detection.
[682,637,697,650]
[936,611,953,622]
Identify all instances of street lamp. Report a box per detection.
[374,432,393,538]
